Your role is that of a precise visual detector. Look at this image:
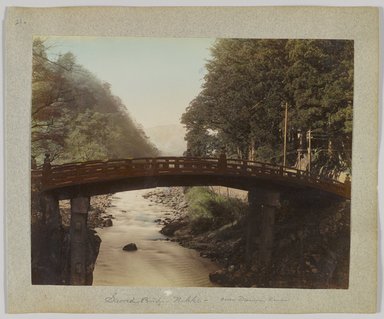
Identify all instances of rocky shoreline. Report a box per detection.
[143,188,189,236]
[143,187,247,287]
[142,187,350,288]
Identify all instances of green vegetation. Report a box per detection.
[32,38,158,165]
[185,187,248,234]
[181,39,353,177]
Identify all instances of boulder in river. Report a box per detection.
[102,218,113,227]
[160,220,186,236]
[209,269,229,285]
[123,243,138,251]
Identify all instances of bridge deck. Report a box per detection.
[32,157,351,199]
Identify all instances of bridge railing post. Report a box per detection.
[151,158,157,174]
[164,159,169,169]
[297,170,301,179]
[261,163,266,175]
[217,151,227,174]
[125,159,132,173]
[242,160,247,175]
[344,174,351,197]
[42,153,52,187]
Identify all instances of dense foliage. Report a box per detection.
[185,187,248,234]
[181,39,353,176]
[32,38,158,165]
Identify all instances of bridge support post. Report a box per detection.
[36,192,62,284]
[246,188,280,268]
[70,196,90,285]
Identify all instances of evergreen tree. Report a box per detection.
[181,39,353,176]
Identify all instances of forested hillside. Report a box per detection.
[32,38,158,165]
[182,39,353,177]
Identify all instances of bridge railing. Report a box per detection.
[38,156,350,198]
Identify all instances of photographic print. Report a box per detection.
[5,6,378,314]
[31,36,353,289]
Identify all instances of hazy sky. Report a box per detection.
[46,36,215,128]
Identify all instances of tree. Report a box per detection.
[182,39,353,175]
[31,38,159,165]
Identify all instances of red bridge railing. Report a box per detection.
[32,157,351,199]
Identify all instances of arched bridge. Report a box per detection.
[35,156,351,199]
[33,156,351,285]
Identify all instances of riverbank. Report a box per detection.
[143,187,247,286]
[144,187,350,288]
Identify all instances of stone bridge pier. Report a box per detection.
[38,192,92,285]
[69,196,90,285]
[37,192,62,284]
[246,187,281,271]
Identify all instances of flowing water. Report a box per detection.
[93,189,218,287]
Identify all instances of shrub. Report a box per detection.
[185,187,248,234]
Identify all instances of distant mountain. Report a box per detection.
[145,124,187,156]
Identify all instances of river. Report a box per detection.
[93,189,218,287]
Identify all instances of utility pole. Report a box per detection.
[307,129,311,173]
[283,102,288,167]
[297,129,304,170]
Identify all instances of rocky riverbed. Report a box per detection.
[92,190,218,287]
[142,188,189,235]
[143,187,248,287]
[142,187,350,288]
